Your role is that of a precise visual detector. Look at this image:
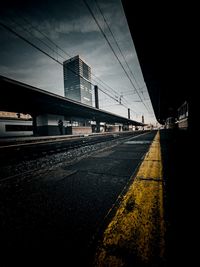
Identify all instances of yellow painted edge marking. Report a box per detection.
[94,131,165,266]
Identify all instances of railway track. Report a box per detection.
[0,131,149,166]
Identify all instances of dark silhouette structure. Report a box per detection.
[58,119,63,135]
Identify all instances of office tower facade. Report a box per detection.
[63,55,92,106]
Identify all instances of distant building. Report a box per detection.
[63,55,92,106]
[0,111,31,119]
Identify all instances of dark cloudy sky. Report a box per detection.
[0,0,156,123]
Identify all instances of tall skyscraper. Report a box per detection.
[63,55,92,106]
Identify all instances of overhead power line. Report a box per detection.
[0,21,61,65]
[19,15,71,58]
[17,12,124,103]
[83,0,151,113]
[0,9,143,117]
[5,15,65,61]
[94,0,141,89]
[1,7,124,105]
[19,17,72,62]
[0,20,125,108]
[2,8,143,114]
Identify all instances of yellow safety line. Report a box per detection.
[94,131,165,266]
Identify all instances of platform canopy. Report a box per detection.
[0,75,144,126]
[122,0,191,124]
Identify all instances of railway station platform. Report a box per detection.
[92,128,193,266]
[159,129,194,266]
[0,129,194,266]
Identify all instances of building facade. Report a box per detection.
[63,55,92,106]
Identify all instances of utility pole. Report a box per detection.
[142,115,144,123]
[119,94,123,104]
[142,115,144,130]
[94,85,99,109]
[128,108,130,119]
[94,85,100,132]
